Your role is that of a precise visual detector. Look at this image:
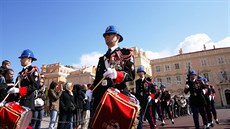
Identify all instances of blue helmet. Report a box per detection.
[189,70,197,75]
[203,78,208,83]
[137,66,146,74]
[18,49,37,61]
[103,25,123,42]
[160,84,166,89]
[197,75,203,80]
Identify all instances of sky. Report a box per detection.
[0,0,229,76]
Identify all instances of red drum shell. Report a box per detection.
[0,102,32,129]
[91,88,140,129]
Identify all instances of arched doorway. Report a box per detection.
[225,89,230,105]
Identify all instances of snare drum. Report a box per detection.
[0,102,32,129]
[91,88,140,129]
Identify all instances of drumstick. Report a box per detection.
[1,81,20,103]
[92,76,106,92]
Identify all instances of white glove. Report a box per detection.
[154,99,158,103]
[114,89,120,93]
[103,68,117,79]
[202,89,206,95]
[8,87,19,94]
[209,96,212,101]
[167,101,170,106]
[147,96,152,102]
[0,102,5,107]
[185,84,189,89]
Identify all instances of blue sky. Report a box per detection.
[0,0,229,75]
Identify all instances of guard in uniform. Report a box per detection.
[135,66,155,129]
[202,77,213,127]
[151,82,163,126]
[203,78,219,126]
[160,84,174,126]
[184,70,209,129]
[92,25,135,110]
[7,49,40,127]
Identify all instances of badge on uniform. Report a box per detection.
[34,71,38,76]
[131,64,135,71]
[130,57,134,63]
[35,77,38,81]
[102,80,108,86]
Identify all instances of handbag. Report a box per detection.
[34,98,44,107]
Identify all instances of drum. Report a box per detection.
[91,88,140,129]
[0,102,32,129]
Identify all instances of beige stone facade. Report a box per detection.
[126,47,152,91]
[150,47,230,108]
[41,63,75,88]
[66,66,96,85]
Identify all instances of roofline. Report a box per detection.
[151,47,230,61]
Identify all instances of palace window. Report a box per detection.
[166,77,171,84]
[186,61,191,69]
[201,59,207,66]
[176,76,181,84]
[175,63,180,70]
[157,78,162,83]
[165,65,170,71]
[156,66,161,72]
[42,69,46,73]
[217,57,225,64]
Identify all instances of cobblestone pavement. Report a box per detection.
[41,109,230,129]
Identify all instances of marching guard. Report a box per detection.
[203,78,219,126]
[160,84,174,126]
[92,25,137,129]
[92,25,135,108]
[135,66,155,129]
[5,49,40,128]
[184,70,209,129]
[151,82,164,126]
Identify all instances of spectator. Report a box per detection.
[178,96,187,116]
[31,74,46,129]
[73,84,85,129]
[173,95,180,118]
[58,82,76,129]
[4,68,16,102]
[4,68,14,84]
[43,75,50,117]
[48,81,63,129]
[82,84,92,129]
[0,60,11,84]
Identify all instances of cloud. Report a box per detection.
[73,52,103,68]
[145,33,230,59]
[175,33,230,54]
[145,50,171,59]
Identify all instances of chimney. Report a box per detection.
[203,44,206,50]
[179,48,183,55]
[213,45,216,49]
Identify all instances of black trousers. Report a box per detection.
[190,104,208,129]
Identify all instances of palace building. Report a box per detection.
[150,47,230,108]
